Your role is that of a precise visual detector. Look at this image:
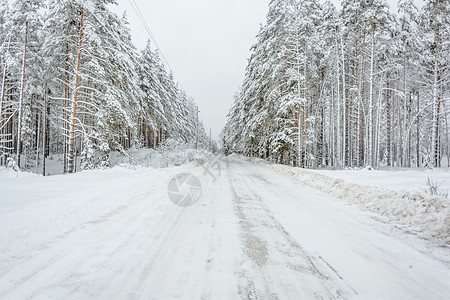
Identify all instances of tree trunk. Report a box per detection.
[408,92,412,167]
[35,111,40,173]
[386,75,391,166]
[42,88,48,176]
[354,41,360,167]
[358,33,366,166]
[435,97,441,167]
[416,91,420,167]
[367,24,375,167]
[67,8,84,174]
[341,36,346,167]
[16,21,29,169]
[431,21,440,167]
[0,57,7,165]
[64,41,70,173]
[336,38,341,168]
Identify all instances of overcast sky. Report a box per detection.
[110,0,424,140]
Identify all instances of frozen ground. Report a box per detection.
[0,156,449,299]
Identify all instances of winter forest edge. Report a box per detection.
[0,0,211,175]
[223,0,449,170]
[1,0,448,176]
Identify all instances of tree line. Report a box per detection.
[0,0,209,174]
[223,0,449,169]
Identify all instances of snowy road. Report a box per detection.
[0,156,449,299]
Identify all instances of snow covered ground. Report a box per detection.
[0,156,449,299]
[313,167,450,195]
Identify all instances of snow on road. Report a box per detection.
[0,156,449,299]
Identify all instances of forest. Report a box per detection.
[223,0,449,169]
[0,0,209,175]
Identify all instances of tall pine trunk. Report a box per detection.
[386,75,391,166]
[335,38,341,168]
[67,8,84,174]
[16,21,28,169]
[431,21,440,168]
[367,24,376,167]
[416,91,420,167]
[0,53,7,165]
[341,36,346,167]
[42,87,48,176]
[63,41,70,173]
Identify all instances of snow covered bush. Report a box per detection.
[109,140,210,170]
[6,158,19,172]
[425,178,448,199]
[81,133,111,171]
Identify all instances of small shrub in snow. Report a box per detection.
[425,178,448,199]
[6,158,19,172]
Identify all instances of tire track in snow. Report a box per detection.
[0,190,163,298]
[246,167,360,297]
[227,159,346,299]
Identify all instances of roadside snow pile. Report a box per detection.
[269,164,450,246]
[0,163,36,178]
[110,147,208,169]
[313,167,450,195]
[110,141,210,169]
[11,139,211,176]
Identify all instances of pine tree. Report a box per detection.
[224,0,449,170]
[0,0,207,173]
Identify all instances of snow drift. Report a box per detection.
[266,163,450,246]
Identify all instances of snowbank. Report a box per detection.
[313,168,450,196]
[16,144,211,176]
[0,166,37,178]
[266,163,450,246]
[110,147,210,169]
